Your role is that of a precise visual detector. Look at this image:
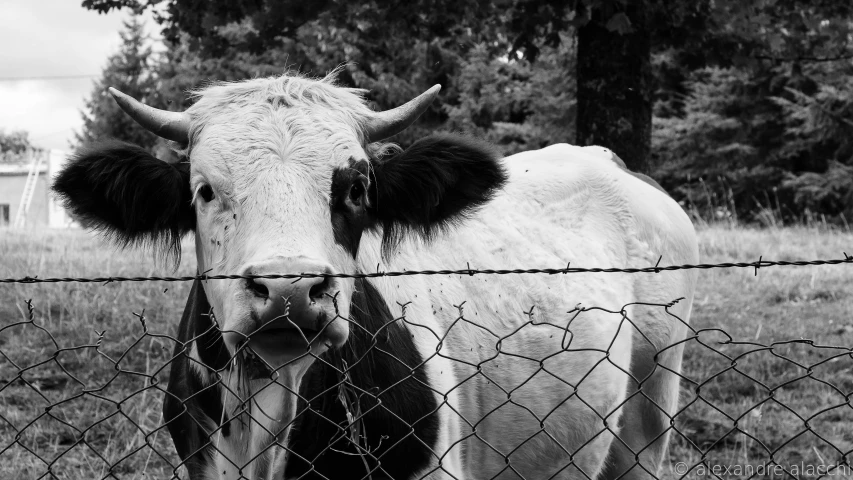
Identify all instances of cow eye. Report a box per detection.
[199,184,215,203]
[349,181,364,204]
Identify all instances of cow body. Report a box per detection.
[53,73,697,480]
[164,144,697,480]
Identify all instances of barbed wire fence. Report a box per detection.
[2,253,852,284]
[0,257,852,479]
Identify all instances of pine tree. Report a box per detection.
[75,14,160,150]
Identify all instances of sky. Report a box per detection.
[0,1,159,151]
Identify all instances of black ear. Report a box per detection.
[369,133,507,254]
[52,140,195,257]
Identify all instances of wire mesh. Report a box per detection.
[1,264,852,479]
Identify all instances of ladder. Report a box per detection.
[12,150,45,228]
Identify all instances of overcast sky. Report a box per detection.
[0,1,159,151]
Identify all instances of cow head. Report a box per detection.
[53,72,505,470]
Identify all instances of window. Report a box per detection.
[0,204,9,226]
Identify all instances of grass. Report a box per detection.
[0,230,196,479]
[666,226,853,479]
[1,226,852,479]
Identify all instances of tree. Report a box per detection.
[75,14,162,151]
[650,0,853,223]
[0,130,40,164]
[446,37,576,155]
[575,3,652,172]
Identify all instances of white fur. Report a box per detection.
[351,144,698,479]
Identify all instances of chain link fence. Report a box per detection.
[1,259,852,479]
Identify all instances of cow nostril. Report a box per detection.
[309,276,333,301]
[247,278,270,298]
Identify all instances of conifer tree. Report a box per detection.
[76,14,160,150]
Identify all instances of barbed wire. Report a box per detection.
[2,253,852,284]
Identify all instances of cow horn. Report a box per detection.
[109,87,191,144]
[364,85,441,142]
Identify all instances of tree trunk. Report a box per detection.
[576,3,652,173]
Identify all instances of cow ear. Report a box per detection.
[369,133,507,255]
[52,140,195,258]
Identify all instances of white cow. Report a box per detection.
[54,71,698,480]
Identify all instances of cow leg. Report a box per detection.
[599,337,685,480]
[467,387,626,480]
[464,319,633,480]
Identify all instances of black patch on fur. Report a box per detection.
[285,278,440,479]
[163,280,230,478]
[369,133,507,257]
[52,140,195,260]
[330,160,371,256]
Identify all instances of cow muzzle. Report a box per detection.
[235,257,349,368]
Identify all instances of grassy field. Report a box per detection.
[0,230,196,479]
[666,227,853,479]
[1,226,852,479]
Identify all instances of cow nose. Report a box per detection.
[247,274,336,310]
[242,259,345,345]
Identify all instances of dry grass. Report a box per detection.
[1,226,852,479]
[0,229,195,479]
[667,225,853,479]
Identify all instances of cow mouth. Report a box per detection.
[241,321,328,376]
[253,325,322,349]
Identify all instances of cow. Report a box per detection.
[53,71,698,480]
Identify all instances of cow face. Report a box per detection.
[183,81,374,372]
[53,72,506,387]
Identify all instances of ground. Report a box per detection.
[0,225,851,479]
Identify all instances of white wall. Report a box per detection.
[47,149,76,228]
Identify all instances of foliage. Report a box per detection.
[649,0,853,224]
[446,38,575,156]
[0,130,33,155]
[654,55,853,224]
[774,74,853,221]
[0,130,41,164]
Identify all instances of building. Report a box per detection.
[0,150,76,228]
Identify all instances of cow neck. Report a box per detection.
[285,277,439,479]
